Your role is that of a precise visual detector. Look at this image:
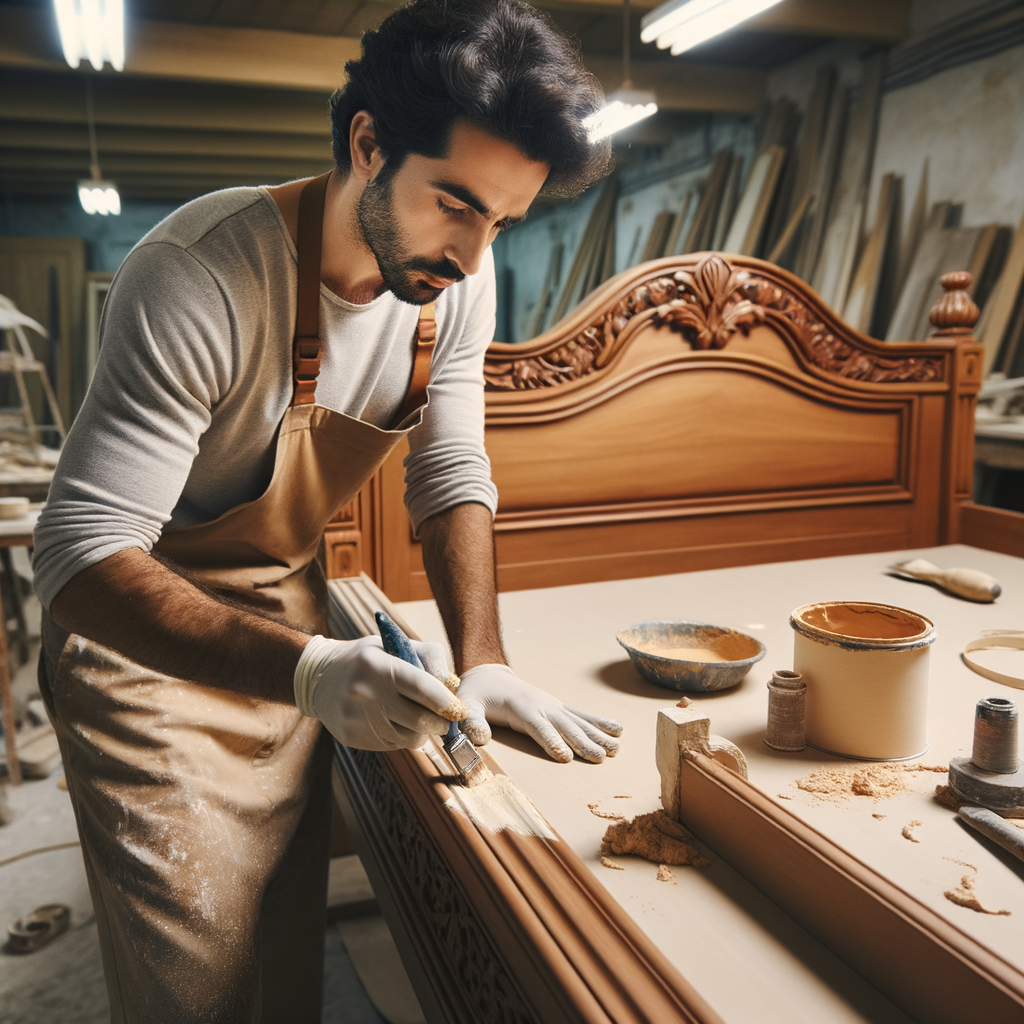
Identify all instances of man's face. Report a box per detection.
[357,120,549,305]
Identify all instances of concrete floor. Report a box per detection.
[0,772,395,1024]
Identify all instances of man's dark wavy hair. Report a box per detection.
[329,0,612,199]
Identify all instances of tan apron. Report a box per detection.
[39,172,437,1024]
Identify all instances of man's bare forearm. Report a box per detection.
[419,502,506,674]
[49,548,308,702]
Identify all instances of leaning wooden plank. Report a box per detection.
[710,154,742,251]
[641,211,674,264]
[722,146,785,256]
[971,225,1011,311]
[893,159,929,306]
[330,575,726,1024]
[684,149,731,253]
[792,84,849,283]
[530,242,564,338]
[667,747,1024,1024]
[789,66,836,222]
[664,191,695,257]
[842,172,897,334]
[886,203,954,340]
[813,53,884,309]
[979,211,1024,375]
[765,190,810,266]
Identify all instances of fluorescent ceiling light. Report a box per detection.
[641,0,784,54]
[584,89,658,142]
[78,181,121,216]
[54,0,125,72]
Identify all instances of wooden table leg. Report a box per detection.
[0,566,20,784]
[0,548,29,663]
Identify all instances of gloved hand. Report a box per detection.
[457,663,623,763]
[294,634,462,750]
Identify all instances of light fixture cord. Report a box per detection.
[622,0,631,88]
[84,76,101,182]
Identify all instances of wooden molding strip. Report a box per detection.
[675,751,1024,1024]
[329,576,724,1024]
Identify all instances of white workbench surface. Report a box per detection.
[398,544,1024,1024]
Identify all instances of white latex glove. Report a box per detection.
[458,664,623,763]
[294,634,461,750]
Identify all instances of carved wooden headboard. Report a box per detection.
[325,253,983,602]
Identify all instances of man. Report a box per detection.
[32,0,621,1020]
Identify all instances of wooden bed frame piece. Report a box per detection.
[327,253,989,601]
[655,705,1024,1024]
[329,574,724,1024]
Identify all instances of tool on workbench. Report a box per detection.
[957,807,1024,865]
[947,697,1024,817]
[888,558,1001,602]
[374,612,487,787]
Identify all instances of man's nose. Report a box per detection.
[445,222,492,278]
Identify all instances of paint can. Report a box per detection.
[790,602,936,760]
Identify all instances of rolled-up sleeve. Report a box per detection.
[32,242,231,611]
[402,250,499,531]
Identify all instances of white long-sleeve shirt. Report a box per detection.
[33,186,499,611]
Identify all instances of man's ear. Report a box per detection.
[349,111,384,183]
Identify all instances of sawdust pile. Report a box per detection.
[934,785,962,811]
[600,855,624,871]
[901,819,922,842]
[795,763,946,802]
[600,810,709,867]
[656,865,676,884]
[944,861,1011,916]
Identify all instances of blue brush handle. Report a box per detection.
[375,611,461,743]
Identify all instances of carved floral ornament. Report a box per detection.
[483,254,945,391]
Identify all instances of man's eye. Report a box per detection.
[438,199,466,216]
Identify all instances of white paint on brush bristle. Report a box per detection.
[423,744,557,839]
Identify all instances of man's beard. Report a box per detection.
[357,167,465,306]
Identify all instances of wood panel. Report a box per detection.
[959,502,1024,559]
[332,254,979,602]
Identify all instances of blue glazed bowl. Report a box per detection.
[616,621,766,692]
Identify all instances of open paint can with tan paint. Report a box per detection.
[790,602,936,760]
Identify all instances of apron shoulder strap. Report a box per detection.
[293,172,332,406]
[393,302,437,426]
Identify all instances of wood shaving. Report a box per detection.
[943,862,1011,916]
[600,855,624,871]
[601,810,709,867]
[795,763,946,802]
[444,672,461,693]
[777,794,792,800]
[439,696,468,722]
[656,864,676,884]
[676,697,692,708]
[901,819,922,842]
[613,795,632,799]
[872,813,886,820]
[587,802,627,822]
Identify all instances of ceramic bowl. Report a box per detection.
[616,621,766,692]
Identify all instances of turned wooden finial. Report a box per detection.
[929,271,979,335]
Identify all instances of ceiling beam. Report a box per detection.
[535,0,909,42]
[0,70,332,136]
[0,6,358,92]
[0,121,332,161]
[586,57,765,113]
[745,0,910,41]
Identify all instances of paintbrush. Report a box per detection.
[889,558,1001,603]
[375,611,487,787]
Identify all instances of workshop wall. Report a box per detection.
[766,4,1024,237]
[0,195,179,274]
[492,113,755,344]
